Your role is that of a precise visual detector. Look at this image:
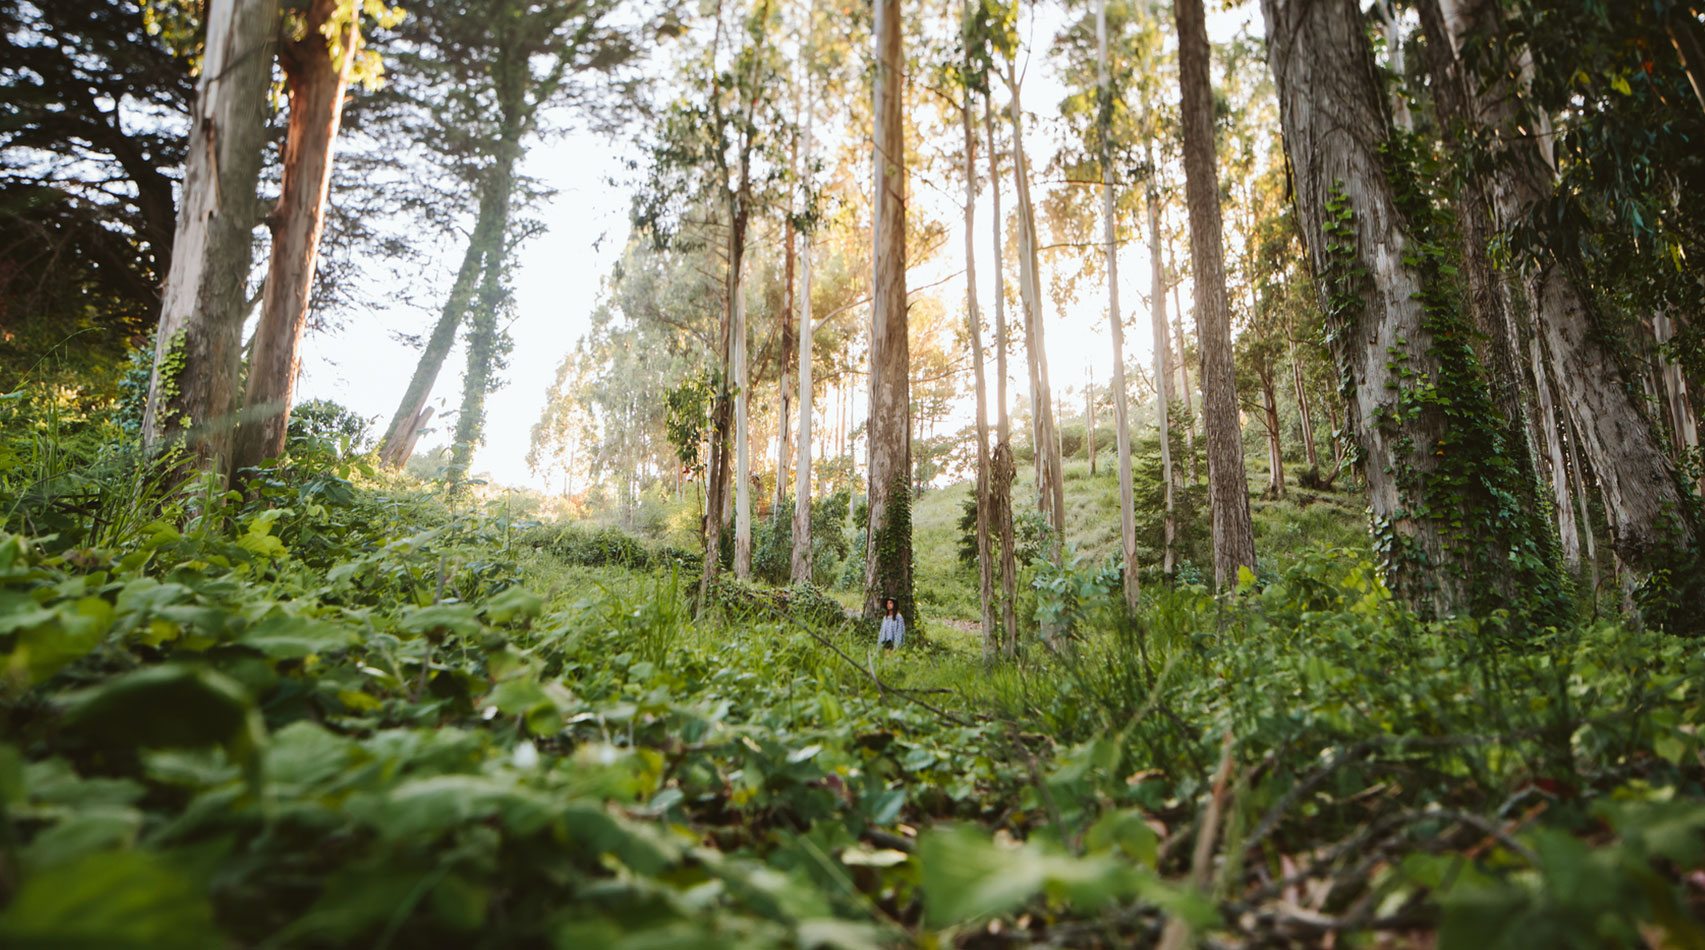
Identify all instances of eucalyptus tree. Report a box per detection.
[636,0,793,593]
[949,0,1000,653]
[235,0,403,474]
[375,0,637,472]
[1002,53,1067,549]
[982,101,1020,656]
[1415,0,1704,627]
[1052,0,1143,608]
[788,89,818,583]
[141,0,279,470]
[1173,0,1255,586]
[863,0,913,621]
[1258,0,1563,621]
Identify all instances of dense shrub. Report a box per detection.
[519,522,701,575]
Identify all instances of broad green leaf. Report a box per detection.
[352,775,554,843]
[9,596,113,685]
[266,722,362,799]
[918,824,1050,927]
[20,806,142,870]
[483,586,544,624]
[238,612,356,659]
[400,603,481,639]
[60,664,265,784]
[0,849,218,948]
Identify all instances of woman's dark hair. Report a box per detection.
[883,597,897,615]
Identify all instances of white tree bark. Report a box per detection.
[1098,0,1140,611]
[143,0,279,472]
[1149,186,1176,577]
[1003,61,1066,547]
[790,82,817,586]
[733,212,752,579]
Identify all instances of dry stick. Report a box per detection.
[1158,732,1237,950]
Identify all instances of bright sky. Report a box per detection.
[296,3,1261,491]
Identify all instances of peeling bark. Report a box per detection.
[1424,0,1701,620]
[233,0,359,473]
[144,0,279,474]
[1260,0,1555,617]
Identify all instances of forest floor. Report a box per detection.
[3,444,1704,947]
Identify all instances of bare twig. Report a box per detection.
[1158,732,1238,950]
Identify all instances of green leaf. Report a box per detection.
[864,787,905,824]
[483,586,544,625]
[1086,809,1160,867]
[400,604,482,639]
[21,807,143,870]
[918,823,1049,927]
[10,596,113,685]
[352,775,554,843]
[0,849,218,948]
[60,665,265,784]
[238,612,356,659]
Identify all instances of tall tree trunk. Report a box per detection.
[1097,0,1139,611]
[377,167,511,470]
[1259,364,1285,497]
[1171,277,1199,483]
[1424,0,1701,623]
[1653,312,1702,494]
[232,0,358,473]
[1417,0,1559,571]
[961,79,997,659]
[143,0,279,473]
[732,198,753,579]
[775,268,795,514]
[446,233,505,487]
[1533,329,1581,571]
[443,76,524,490]
[791,92,818,587]
[863,0,913,622]
[776,125,800,516]
[1372,0,1413,131]
[985,104,1019,657]
[1260,0,1561,619]
[1289,331,1318,470]
[699,276,736,605]
[1175,0,1256,586]
[1085,370,1096,476]
[1004,60,1067,548]
[1148,184,1177,578]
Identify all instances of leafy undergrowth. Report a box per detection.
[1,464,1703,948]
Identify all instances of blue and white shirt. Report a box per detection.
[878,614,905,647]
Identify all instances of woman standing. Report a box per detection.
[878,597,905,649]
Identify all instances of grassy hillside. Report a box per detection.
[913,451,1370,624]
